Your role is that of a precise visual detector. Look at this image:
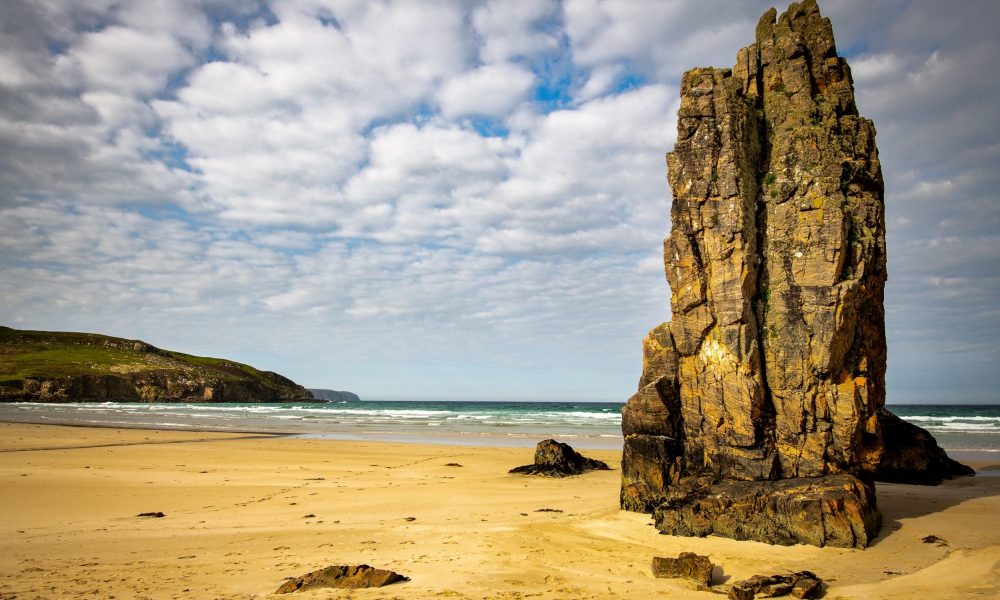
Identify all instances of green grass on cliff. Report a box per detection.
[0,326,282,389]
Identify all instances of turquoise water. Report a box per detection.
[0,400,625,448]
[1,401,997,452]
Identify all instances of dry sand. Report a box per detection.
[0,421,997,599]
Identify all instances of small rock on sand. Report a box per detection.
[921,534,948,546]
[275,564,408,593]
[509,439,610,477]
[727,571,822,600]
[651,552,714,586]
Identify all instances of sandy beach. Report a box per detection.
[0,422,997,599]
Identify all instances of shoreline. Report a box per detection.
[2,422,999,599]
[0,414,627,450]
[2,415,995,460]
[0,415,298,439]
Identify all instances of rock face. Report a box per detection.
[6,371,311,403]
[509,439,611,477]
[274,565,408,593]
[621,0,970,548]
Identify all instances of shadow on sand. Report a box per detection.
[872,471,1000,544]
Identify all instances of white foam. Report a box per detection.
[560,411,622,420]
[904,415,999,422]
[923,426,1000,433]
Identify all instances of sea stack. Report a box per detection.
[621,0,970,548]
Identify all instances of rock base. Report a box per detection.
[620,433,683,512]
[653,474,881,548]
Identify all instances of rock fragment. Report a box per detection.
[921,534,948,546]
[651,552,714,586]
[274,565,408,593]
[509,439,610,477]
[728,571,822,600]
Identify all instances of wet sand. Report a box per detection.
[1,421,998,598]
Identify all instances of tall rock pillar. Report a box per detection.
[621,0,971,548]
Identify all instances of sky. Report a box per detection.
[1,0,998,403]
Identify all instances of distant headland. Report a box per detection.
[0,326,351,403]
[308,389,361,403]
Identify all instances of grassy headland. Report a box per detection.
[0,326,314,403]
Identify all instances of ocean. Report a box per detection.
[0,401,997,458]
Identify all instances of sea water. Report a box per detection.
[0,400,624,448]
[1,401,998,454]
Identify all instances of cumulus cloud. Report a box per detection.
[1,0,998,402]
[472,0,561,64]
[73,26,196,96]
[475,86,673,255]
[438,63,536,118]
[563,0,763,81]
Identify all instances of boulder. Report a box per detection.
[651,552,714,586]
[874,407,975,484]
[509,439,610,477]
[274,565,408,593]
